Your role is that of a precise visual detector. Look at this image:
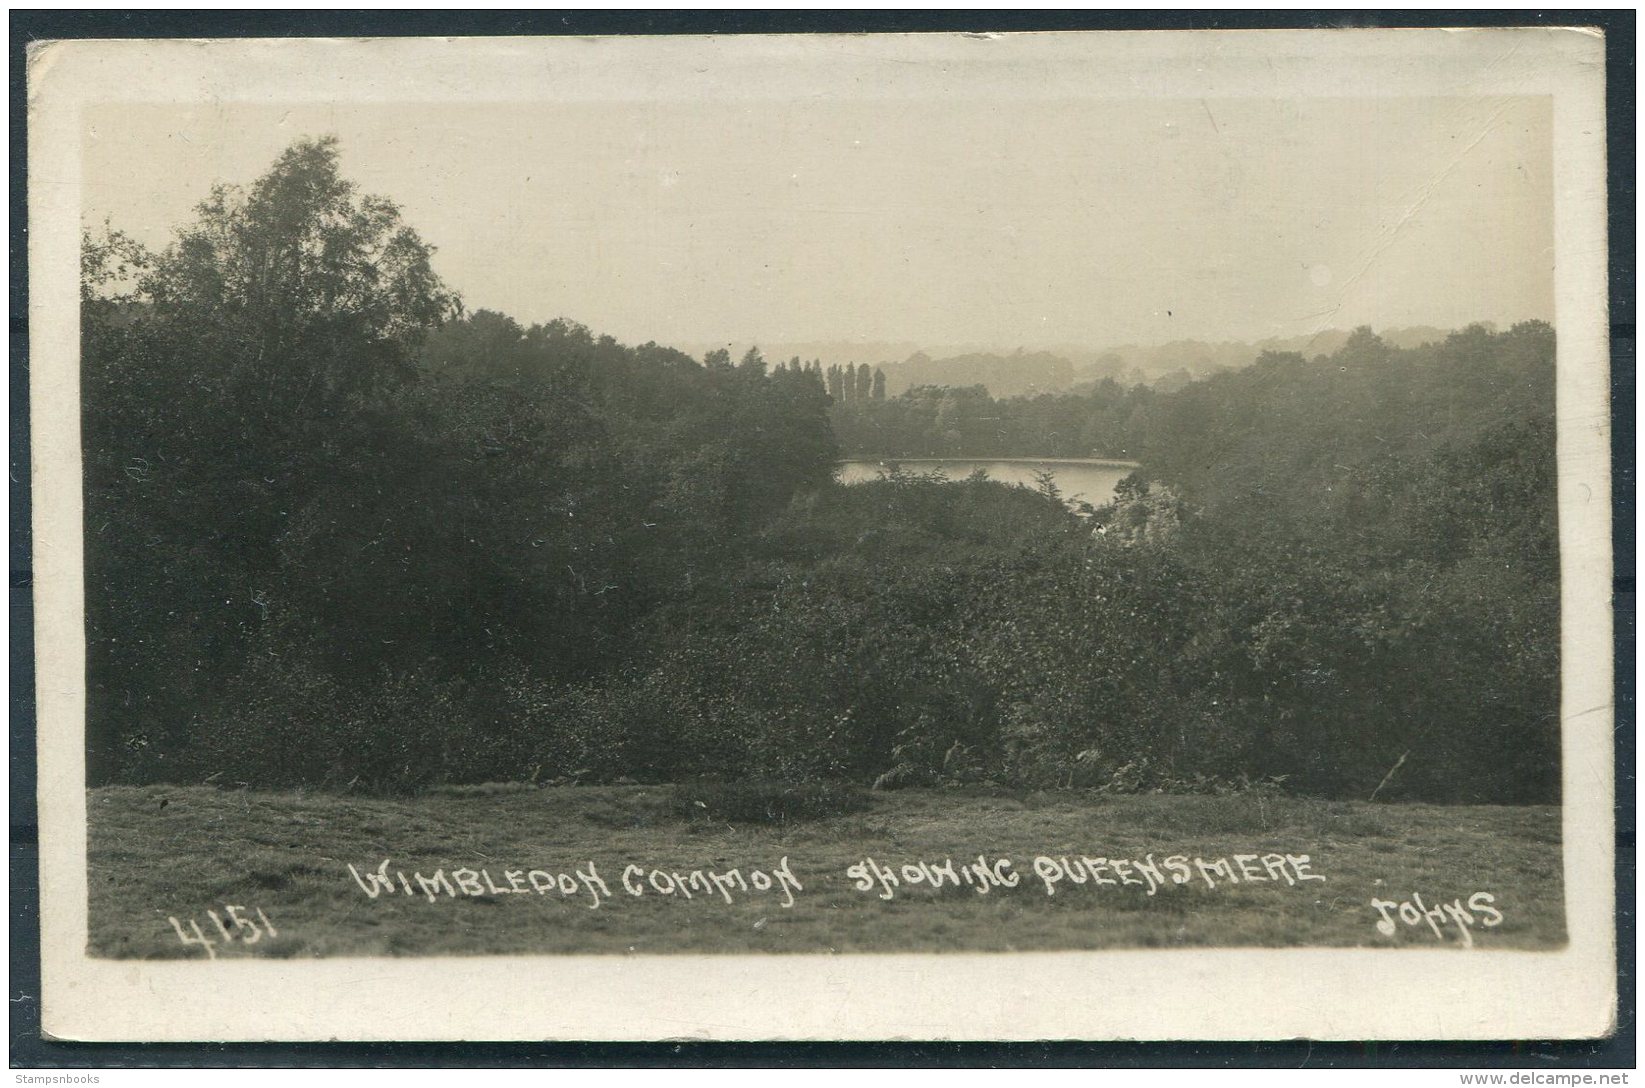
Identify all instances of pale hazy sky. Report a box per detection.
[83,93,1552,351]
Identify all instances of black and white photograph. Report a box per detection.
[26,27,1617,1042]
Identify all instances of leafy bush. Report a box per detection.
[200,662,469,794]
[672,779,871,825]
[81,135,1560,805]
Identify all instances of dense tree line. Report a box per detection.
[876,349,1076,397]
[832,325,1554,476]
[82,138,1559,803]
[82,138,836,788]
[598,323,1558,803]
[823,362,884,404]
[831,379,1154,459]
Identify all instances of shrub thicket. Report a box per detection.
[673,779,871,825]
[82,139,1560,803]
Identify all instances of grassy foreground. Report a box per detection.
[87,784,1564,958]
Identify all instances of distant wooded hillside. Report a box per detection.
[80,136,1559,806]
[855,324,1482,397]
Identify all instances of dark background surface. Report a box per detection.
[9,7,1634,1070]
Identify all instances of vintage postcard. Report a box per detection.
[27,29,1615,1041]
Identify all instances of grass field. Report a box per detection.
[87,784,1564,958]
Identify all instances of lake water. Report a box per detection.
[836,458,1139,508]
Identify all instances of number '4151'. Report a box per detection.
[168,905,277,958]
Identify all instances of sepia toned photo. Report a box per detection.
[28,28,1616,1042]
